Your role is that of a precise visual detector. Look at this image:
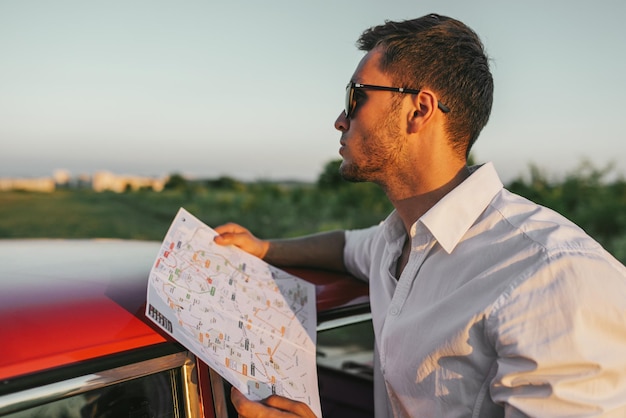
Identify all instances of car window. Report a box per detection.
[6,369,179,418]
[1,352,202,418]
[316,312,375,418]
[316,313,374,379]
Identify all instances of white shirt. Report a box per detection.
[344,163,626,417]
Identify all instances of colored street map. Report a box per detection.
[146,208,321,417]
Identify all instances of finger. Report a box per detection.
[214,222,247,235]
[263,395,317,417]
[232,388,280,418]
[230,388,251,413]
[214,232,251,248]
[212,224,268,258]
[213,232,237,245]
[213,224,248,245]
[232,389,310,418]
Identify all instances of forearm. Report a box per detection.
[263,230,347,272]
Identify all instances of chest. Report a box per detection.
[369,239,531,404]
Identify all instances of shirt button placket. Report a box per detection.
[395,231,432,308]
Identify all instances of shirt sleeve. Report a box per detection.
[343,225,380,283]
[488,249,626,417]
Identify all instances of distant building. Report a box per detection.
[53,169,71,186]
[0,170,166,193]
[92,171,166,193]
[0,177,56,193]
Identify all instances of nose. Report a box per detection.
[334,110,349,132]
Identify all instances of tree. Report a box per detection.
[164,173,188,191]
[317,159,348,189]
[206,176,245,191]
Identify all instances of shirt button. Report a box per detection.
[389,307,399,316]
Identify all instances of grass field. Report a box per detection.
[0,190,172,239]
[2,169,625,265]
[0,183,394,241]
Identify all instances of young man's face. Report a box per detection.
[335,47,406,184]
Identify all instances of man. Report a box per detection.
[215,14,626,417]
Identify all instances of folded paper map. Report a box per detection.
[146,208,321,417]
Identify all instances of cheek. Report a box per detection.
[345,108,399,163]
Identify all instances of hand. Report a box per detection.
[230,388,317,418]
[213,223,270,259]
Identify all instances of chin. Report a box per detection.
[340,162,367,183]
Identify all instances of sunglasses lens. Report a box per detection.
[345,83,353,117]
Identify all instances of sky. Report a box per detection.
[1,0,625,184]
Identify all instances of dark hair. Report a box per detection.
[357,14,493,158]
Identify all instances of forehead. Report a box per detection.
[351,47,392,85]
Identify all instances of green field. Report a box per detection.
[1,161,625,264]
[0,181,393,241]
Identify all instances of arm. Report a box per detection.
[213,222,347,272]
[490,256,626,416]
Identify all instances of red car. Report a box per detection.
[0,239,373,417]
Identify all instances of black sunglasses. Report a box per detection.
[345,82,451,118]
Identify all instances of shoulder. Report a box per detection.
[476,187,626,317]
[483,188,606,257]
[485,190,626,331]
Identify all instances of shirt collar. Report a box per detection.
[420,162,503,254]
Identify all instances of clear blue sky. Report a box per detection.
[1,0,625,183]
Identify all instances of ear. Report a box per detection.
[407,90,439,134]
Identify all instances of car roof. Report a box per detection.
[0,239,368,382]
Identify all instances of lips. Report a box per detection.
[339,137,346,156]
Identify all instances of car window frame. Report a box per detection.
[0,349,204,417]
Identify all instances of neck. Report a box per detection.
[385,165,470,233]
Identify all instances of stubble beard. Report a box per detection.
[339,107,403,184]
